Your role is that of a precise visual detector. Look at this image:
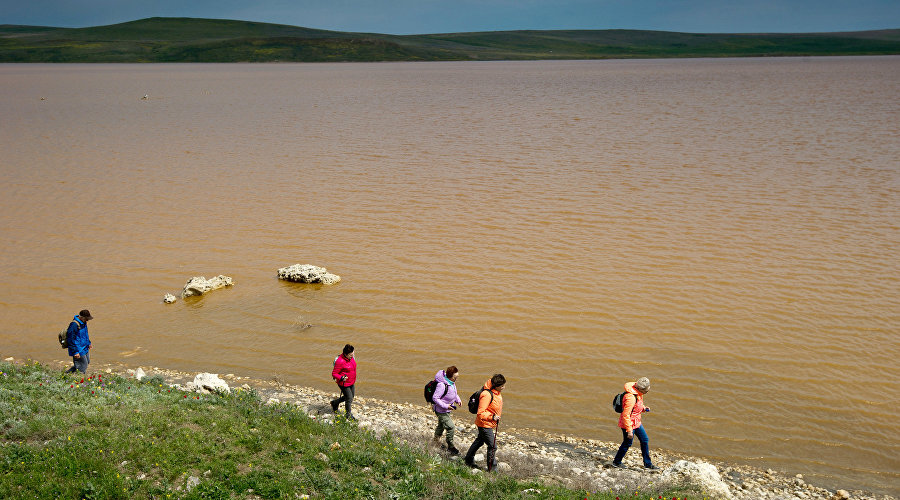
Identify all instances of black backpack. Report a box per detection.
[613,391,632,413]
[424,380,448,403]
[467,388,493,414]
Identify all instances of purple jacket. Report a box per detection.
[432,370,462,414]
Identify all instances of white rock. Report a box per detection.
[163,294,177,304]
[185,373,230,394]
[661,460,734,500]
[181,275,234,297]
[277,264,341,285]
[185,476,200,491]
[834,490,850,500]
[316,452,329,462]
[134,367,146,381]
[498,462,511,472]
[4,357,14,361]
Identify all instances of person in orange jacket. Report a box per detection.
[464,373,505,470]
[612,377,657,470]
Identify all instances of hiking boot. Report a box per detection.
[610,461,626,469]
[644,464,659,471]
[330,400,339,412]
[464,459,477,468]
[448,446,460,456]
[346,414,357,421]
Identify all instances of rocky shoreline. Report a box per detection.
[32,358,896,500]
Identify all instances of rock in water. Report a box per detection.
[181,275,233,297]
[277,264,341,285]
[163,293,177,304]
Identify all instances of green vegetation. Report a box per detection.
[0,360,696,499]
[1,17,898,62]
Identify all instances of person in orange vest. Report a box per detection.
[612,377,658,470]
[464,373,505,470]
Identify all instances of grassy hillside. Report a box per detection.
[0,360,699,499]
[1,17,899,62]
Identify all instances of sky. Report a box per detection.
[2,0,898,34]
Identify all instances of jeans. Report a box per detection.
[67,351,89,374]
[613,425,652,467]
[332,384,355,416]
[465,426,497,469]
[434,411,456,447]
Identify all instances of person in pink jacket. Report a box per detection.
[330,344,357,420]
[612,377,657,469]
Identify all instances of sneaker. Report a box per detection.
[330,400,339,412]
[448,446,460,456]
[610,462,626,469]
[644,464,659,471]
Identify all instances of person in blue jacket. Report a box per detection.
[65,309,93,374]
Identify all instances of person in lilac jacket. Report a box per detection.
[431,366,463,455]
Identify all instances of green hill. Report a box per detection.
[1,17,899,62]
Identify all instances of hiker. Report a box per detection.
[612,377,658,470]
[330,344,357,419]
[65,309,93,374]
[464,373,505,470]
[431,365,463,455]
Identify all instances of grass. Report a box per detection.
[1,17,898,62]
[0,360,698,499]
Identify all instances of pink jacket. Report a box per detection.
[332,354,356,387]
[617,382,645,432]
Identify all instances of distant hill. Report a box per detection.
[1,17,899,62]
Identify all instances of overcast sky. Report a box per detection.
[2,0,898,34]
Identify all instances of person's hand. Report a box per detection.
[73,353,81,359]
[643,407,650,412]
[627,431,634,439]
[493,415,500,422]
[88,344,92,350]
[341,375,347,381]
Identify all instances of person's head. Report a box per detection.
[79,309,94,321]
[635,377,650,394]
[445,366,458,382]
[490,373,506,391]
[342,344,354,358]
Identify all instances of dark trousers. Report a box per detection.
[613,425,652,467]
[332,384,355,416]
[465,426,497,469]
[67,351,89,374]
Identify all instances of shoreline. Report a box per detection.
[25,356,895,500]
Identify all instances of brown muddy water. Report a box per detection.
[1,58,898,495]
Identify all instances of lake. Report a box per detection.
[1,57,898,495]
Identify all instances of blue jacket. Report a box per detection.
[66,315,90,357]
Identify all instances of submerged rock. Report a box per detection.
[277,264,341,285]
[181,275,233,298]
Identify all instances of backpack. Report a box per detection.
[58,320,78,349]
[613,391,632,413]
[467,388,494,414]
[424,379,449,404]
